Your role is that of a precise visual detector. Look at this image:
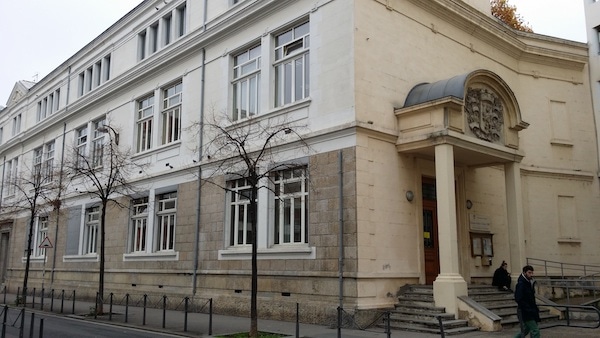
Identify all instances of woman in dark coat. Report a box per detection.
[492,260,512,291]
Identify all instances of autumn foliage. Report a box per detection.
[491,0,533,33]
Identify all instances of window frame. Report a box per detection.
[156,192,177,251]
[33,216,49,258]
[232,45,261,121]
[227,178,253,247]
[130,197,149,253]
[84,206,100,255]
[273,21,310,107]
[272,166,308,245]
[136,95,155,152]
[161,81,182,145]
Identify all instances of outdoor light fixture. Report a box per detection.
[466,199,473,209]
[166,163,173,169]
[97,125,119,145]
[405,190,414,202]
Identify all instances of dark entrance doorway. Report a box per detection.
[422,179,439,285]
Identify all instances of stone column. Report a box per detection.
[433,144,467,316]
[505,162,526,279]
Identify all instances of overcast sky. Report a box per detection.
[0,0,589,106]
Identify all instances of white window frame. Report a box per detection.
[33,147,43,184]
[75,125,88,167]
[33,216,49,257]
[12,114,21,136]
[161,82,182,145]
[274,21,310,107]
[4,157,18,197]
[137,95,154,152]
[91,118,106,168]
[273,167,308,245]
[130,197,149,253]
[156,192,177,251]
[43,141,55,183]
[84,206,99,254]
[232,45,261,121]
[227,178,253,247]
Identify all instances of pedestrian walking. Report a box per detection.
[514,265,540,338]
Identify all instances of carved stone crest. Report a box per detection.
[464,87,504,142]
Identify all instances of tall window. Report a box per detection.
[91,118,106,167]
[137,95,154,152]
[34,216,49,257]
[77,55,111,97]
[228,178,253,246]
[33,147,43,184]
[4,157,18,196]
[131,197,149,253]
[274,21,310,107]
[176,5,186,37]
[12,113,22,136]
[43,141,55,183]
[273,167,308,244]
[76,126,88,167]
[157,192,177,251]
[161,82,182,144]
[84,207,99,254]
[232,45,261,121]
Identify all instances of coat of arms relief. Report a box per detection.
[464,87,504,142]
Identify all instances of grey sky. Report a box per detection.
[0,0,588,106]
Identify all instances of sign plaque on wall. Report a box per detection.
[469,213,490,232]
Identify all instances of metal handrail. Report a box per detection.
[542,304,600,329]
[526,258,600,279]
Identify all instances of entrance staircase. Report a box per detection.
[381,284,561,335]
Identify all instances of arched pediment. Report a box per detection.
[395,70,529,166]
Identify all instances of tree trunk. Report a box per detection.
[97,200,107,315]
[21,215,36,305]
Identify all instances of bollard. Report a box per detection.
[184,297,189,332]
[209,298,213,335]
[38,318,44,338]
[40,289,44,311]
[385,311,391,338]
[72,290,76,315]
[162,295,167,329]
[19,308,25,338]
[337,307,342,338]
[32,288,36,310]
[2,305,8,338]
[437,315,445,338]
[296,303,299,338]
[143,295,147,326]
[125,294,129,323]
[50,289,54,312]
[29,312,34,338]
[60,290,65,314]
[3,286,6,304]
[109,293,113,321]
[94,292,99,319]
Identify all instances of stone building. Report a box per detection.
[0,0,598,329]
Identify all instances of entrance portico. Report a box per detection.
[394,70,529,315]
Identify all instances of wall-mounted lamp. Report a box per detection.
[97,125,119,145]
[166,163,173,169]
[405,190,414,202]
[466,199,473,209]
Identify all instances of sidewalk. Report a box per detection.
[1,292,598,337]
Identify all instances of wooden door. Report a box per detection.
[423,198,440,284]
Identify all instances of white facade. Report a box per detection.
[0,0,598,327]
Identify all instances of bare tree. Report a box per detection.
[1,155,62,305]
[63,125,144,314]
[199,114,310,338]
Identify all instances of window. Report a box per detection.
[232,45,261,121]
[137,95,154,152]
[34,216,49,257]
[138,31,147,60]
[274,21,310,107]
[36,89,61,122]
[91,118,106,167]
[12,113,21,136]
[176,5,186,37]
[76,126,88,167]
[163,14,172,46]
[33,147,43,184]
[161,82,182,144]
[0,127,3,144]
[228,178,253,246]
[84,207,99,254]
[150,22,159,54]
[4,157,18,196]
[131,197,149,253]
[156,192,177,251]
[77,55,111,97]
[43,141,55,183]
[273,167,308,244]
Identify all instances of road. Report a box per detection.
[1,311,185,338]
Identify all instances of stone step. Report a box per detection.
[381,322,479,335]
[391,308,455,320]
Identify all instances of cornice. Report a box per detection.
[402,0,588,71]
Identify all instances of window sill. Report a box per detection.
[123,251,179,262]
[218,245,315,260]
[63,254,99,262]
[132,140,181,160]
[21,256,46,263]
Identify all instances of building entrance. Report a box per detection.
[422,179,439,284]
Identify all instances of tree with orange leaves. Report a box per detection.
[491,0,533,33]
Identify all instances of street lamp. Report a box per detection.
[97,125,119,145]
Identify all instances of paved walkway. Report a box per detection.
[1,292,598,337]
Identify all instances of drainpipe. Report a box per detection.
[0,156,5,208]
[202,0,208,32]
[50,122,67,286]
[338,150,344,309]
[192,48,206,295]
